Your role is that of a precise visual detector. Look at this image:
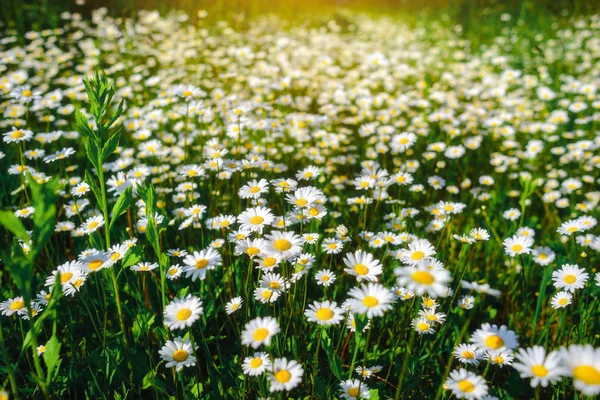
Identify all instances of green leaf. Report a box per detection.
[29,176,60,258]
[43,334,62,381]
[104,99,124,130]
[74,109,97,140]
[109,187,132,231]
[102,128,122,161]
[122,245,143,269]
[0,210,30,241]
[85,136,102,173]
[84,171,105,210]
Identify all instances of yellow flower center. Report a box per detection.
[88,259,103,271]
[511,244,523,252]
[249,186,261,194]
[263,257,277,267]
[88,221,99,229]
[316,308,334,321]
[558,298,568,306]
[411,271,434,285]
[484,335,504,349]
[423,299,435,307]
[274,239,292,251]
[573,365,600,385]
[261,290,273,299]
[457,379,475,393]
[250,357,263,368]
[172,350,188,362]
[309,207,320,216]
[253,328,269,341]
[176,308,192,321]
[250,216,264,225]
[399,137,409,145]
[567,226,578,233]
[417,322,429,331]
[73,278,83,288]
[411,250,425,261]
[463,351,475,359]
[246,247,260,256]
[348,387,360,397]
[195,259,209,269]
[23,90,33,97]
[60,272,73,283]
[532,365,548,377]
[11,130,25,138]
[275,369,291,383]
[10,300,25,310]
[327,243,337,250]
[362,296,379,308]
[563,274,576,284]
[269,282,281,289]
[494,356,504,364]
[295,198,308,206]
[354,264,369,276]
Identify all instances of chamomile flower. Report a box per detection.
[343,250,382,282]
[347,283,395,318]
[82,215,105,234]
[269,358,304,392]
[552,264,588,292]
[79,250,113,273]
[559,344,600,395]
[182,247,222,281]
[503,235,534,257]
[512,346,563,387]
[322,238,344,254]
[242,352,271,376]
[532,247,555,266]
[166,265,183,280]
[164,295,204,330]
[412,317,435,335]
[470,323,519,353]
[304,300,344,326]
[454,343,482,365]
[398,239,436,265]
[394,260,451,298]
[485,351,514,367]
[159,336,196,371]
[445,369,488,399]
[0,296,26,316]
[315,269,336,287]
[265,231,303,259]
[226,297,243,314]
[238,206,274,233]
[239,179,269,199]
[551,291,572,308]
[241,317,280,349]
[339,379,370,399]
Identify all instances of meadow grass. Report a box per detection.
[0,3,599,399]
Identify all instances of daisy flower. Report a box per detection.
[470,323,519,353]
[166,265,183,280]
[339,379,370,399]
[79,250,113,273]
[182,247,222,281]
[503,235,534,257]
[551,264,588,292]
[239,178,269,199]
[315,269,336,287]
[454,343,482,365]
[159,336,196,371]
[551,291,572,309]
[0,296,26,316]
[226,297,243,314]
[557,219,585,236]
[268,358,304,392]
[241,317,280,349]
[322,238,344,254]
[265,231,303,259]
[82,215,105,234]
[445,369,488,399]
[347,283,395,318]
[470,228,490,241]
[485,351,514,367]
[164,295,204,330]
[304,300,344,326]
[238,206,275,233]
[398,239,436,265]
[3,127,33,143]
[394,260,451,298]
[512,346,563,387]
[532,247,555,266]
[242,352,271,376]
[131,262,159,272]
[343,250,382,282]
[559,344,600,395]
[412,317,435,335]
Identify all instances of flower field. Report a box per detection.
[0,4,599,399]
